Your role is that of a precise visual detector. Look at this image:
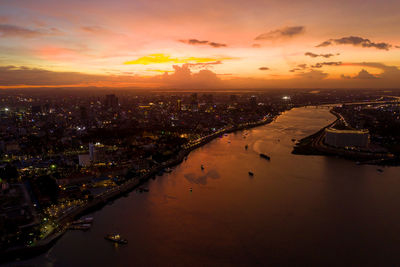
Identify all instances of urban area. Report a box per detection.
[1,88,399,260]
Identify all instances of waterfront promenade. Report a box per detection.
[0,115,275,262]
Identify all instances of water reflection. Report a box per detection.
[18,107,400,267]
[184,170,221,185]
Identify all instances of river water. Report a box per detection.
[17,107,400,266]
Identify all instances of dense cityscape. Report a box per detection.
[1,88,400,261]
[2,0,400,264]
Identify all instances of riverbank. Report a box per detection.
[292,110,398,165]
[0,115,276,263]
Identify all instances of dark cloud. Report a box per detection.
[355,69,378,79]
[259,67,270,71]
[343,62,400,80]
[396,46,400,49]
[0,24,61,38]
[0,65,110,85]
[316,36,392,50]
[186,61,222,69]
[341,69,378,80]
[289,64,307,72]
[311,62,342,68]
[297,69,328,80]
[305,52,339,58]
[0,24,45,38]
[179,39,227,48]
[255,26,305,41]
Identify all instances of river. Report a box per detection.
[16,107,400,266]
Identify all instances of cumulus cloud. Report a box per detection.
[179,39,227,48]
[316,36,392,50]
[342,62,400,80]
[341,69,378,79]
[305,52,339,58]
[311,62,342,68]
[162,64,222,88]
[255,26,305,41]
[259,67,270,71]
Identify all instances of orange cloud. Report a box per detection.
[124,53,234,65]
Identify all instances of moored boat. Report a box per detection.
[69,224,91,230]
[259,153,271,160]
[105,234,128,244]
[72,217,94,225]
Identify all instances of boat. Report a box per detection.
[137,188,149,193]
[248,171,254,176]
[69,224,91,230]
[245,145,248,150]
[105,234,128,244]
[72,217,93,225]
[259,153,271,160]
[377,169,384,173]
[164,168,172,173]
[201,164,204,170]
[291,138,296,142]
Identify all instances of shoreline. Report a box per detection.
[0,115,276,263]
[292,110,398,165]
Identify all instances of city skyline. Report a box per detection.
[1,0,400,89]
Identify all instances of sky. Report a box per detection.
[0,0,400,89]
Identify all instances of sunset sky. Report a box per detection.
[0,0,400,89]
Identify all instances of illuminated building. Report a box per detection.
[324,128,370,148]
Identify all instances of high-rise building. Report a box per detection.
[249,95,257,108]
[80,106,88,120]
[177,99,182,111]
[104,94,118,109]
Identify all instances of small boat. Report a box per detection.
[189,187,193,192]
[69,224,91,230]
[291,138,296,142]
[72,217,93,225]
[377,169,384,173]
[248,171,254,176]
[105,234,128,244]
[201,165,204,170]
[259,153,271,160]
[137,188,149,193]
[164,168,172,173]
[245,145,248,150]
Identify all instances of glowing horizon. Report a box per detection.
[1,0,400,89]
